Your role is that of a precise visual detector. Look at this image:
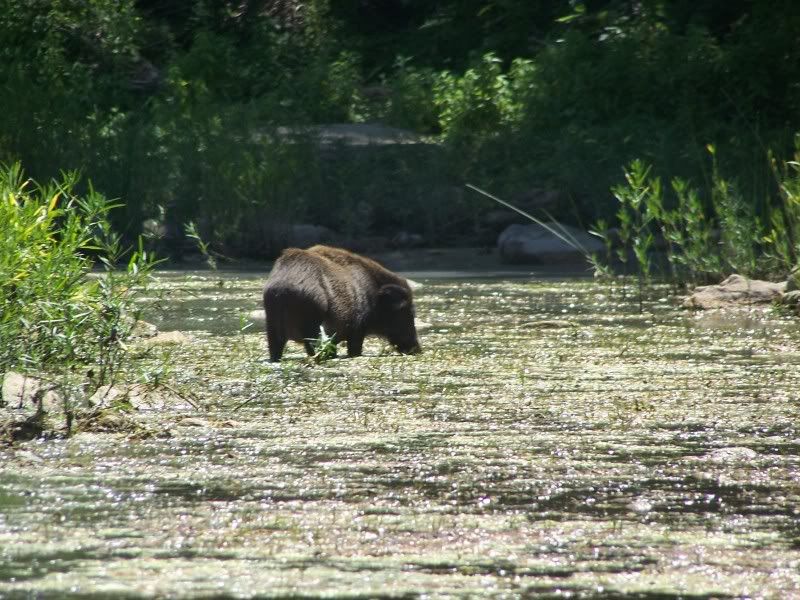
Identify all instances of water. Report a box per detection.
[2,271,800,598]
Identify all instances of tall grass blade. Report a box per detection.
[465,183,591,257]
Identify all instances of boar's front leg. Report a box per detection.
[346,333,364,357]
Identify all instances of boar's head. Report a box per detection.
[376,284,421,355]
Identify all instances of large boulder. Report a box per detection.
[682,274,786,309]
[497,223,603,264]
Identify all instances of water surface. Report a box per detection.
[2,271,799,598]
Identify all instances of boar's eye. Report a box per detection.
[378,284,410,310]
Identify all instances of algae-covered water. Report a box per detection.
[2,270,800,598]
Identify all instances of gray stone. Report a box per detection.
[179,417,211,428]
[131,320,159,339]
[683,274,786,309]
[786,265,800,292]
[246,309,266,326]
[1,372,66,441]
[497,223,603,264]
[2,372,62,413]
[89,384,197,412]
[414,319,432,332]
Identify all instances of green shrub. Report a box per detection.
[600,140,800,285]
[0,163,156,381]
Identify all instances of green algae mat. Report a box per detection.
[2,271,800,598]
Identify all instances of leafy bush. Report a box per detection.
[0,163,156,381]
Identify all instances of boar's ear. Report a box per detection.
[378,284,410,310]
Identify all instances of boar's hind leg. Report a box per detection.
[346,333,364,357]
[267,321,287,362]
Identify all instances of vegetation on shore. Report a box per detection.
[0,164,156,433]
[1,1,798,263]
[594,140,800,284]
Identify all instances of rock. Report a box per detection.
[705,447,758,464]
[497,223,603,264]
[88,385,129,407]
[246,309,266,326]
[682,274,786,309]
[414,319,432,332]
[179,417,210,428]
[12,449,45,463]
[2,372,62,414]
[1,372,66,441]
[131,320,159,339]
[89,384,197,412]
[141,218,167,240]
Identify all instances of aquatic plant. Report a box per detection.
[184,221,218,270]
[308,326,338,363]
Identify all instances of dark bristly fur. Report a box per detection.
[263,245,421,362]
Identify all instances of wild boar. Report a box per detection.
[262,245,421,362]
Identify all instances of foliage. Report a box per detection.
[0,163,156,382]
[598,141,800,284]
[1,1,800,256]
[307,326,338,363]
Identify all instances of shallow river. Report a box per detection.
[2,270,800,598]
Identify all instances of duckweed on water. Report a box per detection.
[2,271,800,598]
